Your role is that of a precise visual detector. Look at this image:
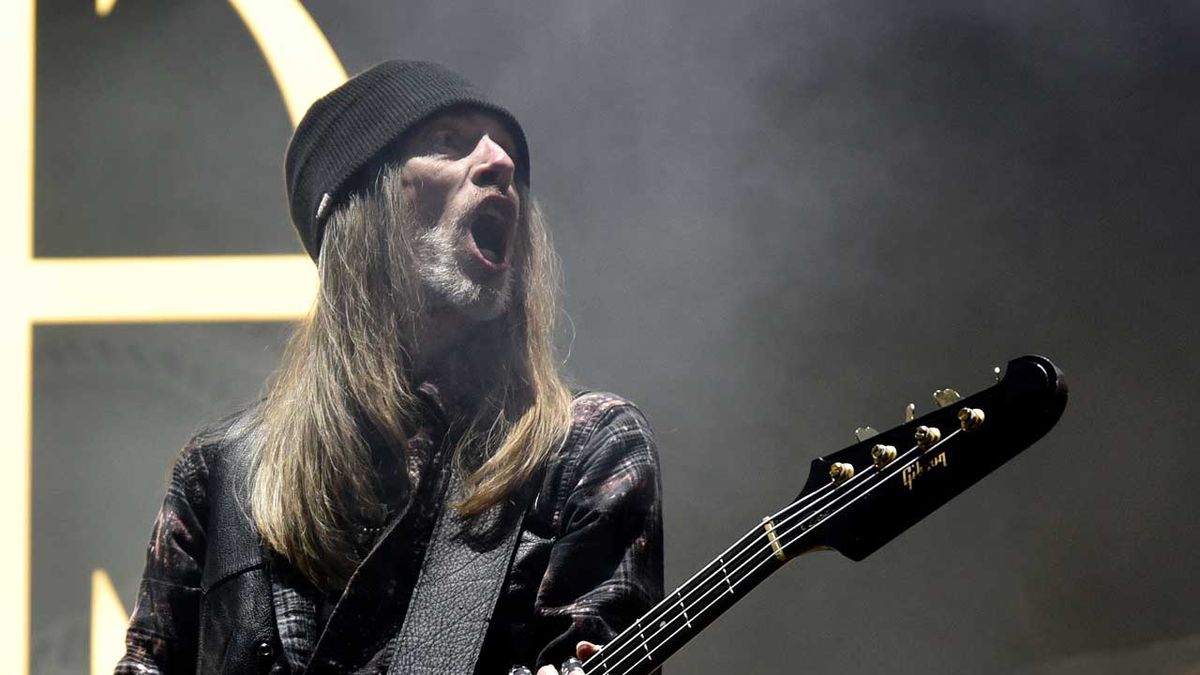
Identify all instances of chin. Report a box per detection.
[456,288,511,322]
[422,270,513,323]
[414,224,515,323]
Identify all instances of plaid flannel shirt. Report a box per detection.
[116,392,664,674]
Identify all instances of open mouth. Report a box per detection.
[468,198,516,269]
[470,214,508,265]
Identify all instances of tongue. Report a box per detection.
[479,247,501,264]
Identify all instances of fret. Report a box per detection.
[590,482,850,675]
[674,589,692,628]
[587,521,798,675]
[717,555,736,595]
[635,618,652,658]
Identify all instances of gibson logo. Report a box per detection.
[901,451,948,490]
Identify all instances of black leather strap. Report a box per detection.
[386,470,524,674]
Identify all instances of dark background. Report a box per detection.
[32,1,1199,673]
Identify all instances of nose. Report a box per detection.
[468,134,516,191]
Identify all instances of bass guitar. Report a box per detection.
[515,354,1067,675]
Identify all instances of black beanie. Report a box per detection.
[284,60,530,261]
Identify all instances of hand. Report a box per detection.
[535,641,602,674]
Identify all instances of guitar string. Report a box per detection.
[596,426,932,660]
[587,458,892,675]
[605,428,965,675]
[594,429,963,675]
[585,480,840,671]
[598,430,959,675]
[587,454,896,675]
[586,479,847,674]
[588,461,891,675]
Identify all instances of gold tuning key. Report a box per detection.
[914,425,941,450]
[933,388,962,407]
[855,426,879,442]
[871,444,898,469]
[958,407,985,431]
[905,403,916,423]
[829,462,855,485]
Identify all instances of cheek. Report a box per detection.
[399,162,456,227]
[398,173,432,225]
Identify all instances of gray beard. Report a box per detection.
[412,212,513,322]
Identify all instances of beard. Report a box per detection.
[411,199,515,323]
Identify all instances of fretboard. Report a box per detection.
[583,480,841,675]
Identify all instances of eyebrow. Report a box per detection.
[451,116,519,155]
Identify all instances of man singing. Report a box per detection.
[117,60,663,674]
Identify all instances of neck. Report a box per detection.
[411,307,471,373]
[409,308,497,420]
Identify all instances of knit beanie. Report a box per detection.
[284,60,530,260]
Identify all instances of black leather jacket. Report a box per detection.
[116,392,663,674]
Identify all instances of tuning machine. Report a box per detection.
[958,407,985,431]
[933,388,962,407]
[829,462,855,485]
[871,444,898,469]
[914,425,941,450]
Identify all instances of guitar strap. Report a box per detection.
[386,465,525,675]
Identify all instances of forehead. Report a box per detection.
[403,107,520,155]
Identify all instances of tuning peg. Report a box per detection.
[932,388,962,408]
[855,426,879,442]
[905,403,916,423]
[871,444,898,469]
[560,657,585,674]
[914,425,941,450]
[958,407,985,431]
[508,667,533,675]
[829,462,855,485]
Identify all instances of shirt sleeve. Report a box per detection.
[114,440,209,674]
[532,402,665,669]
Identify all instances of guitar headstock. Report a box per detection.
[785,355,1067,561]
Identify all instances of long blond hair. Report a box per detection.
[248,168,573,589]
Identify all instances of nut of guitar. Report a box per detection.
[958,407,985,431]
[829,461,855,485]
[914,425,941,449]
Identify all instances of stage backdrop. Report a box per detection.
[9,1,1199,674]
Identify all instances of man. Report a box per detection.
[117,60,663,674]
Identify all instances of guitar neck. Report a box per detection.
[584,515,810,675]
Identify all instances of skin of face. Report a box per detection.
[396,108,523,324]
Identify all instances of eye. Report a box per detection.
[427,128,462,156]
